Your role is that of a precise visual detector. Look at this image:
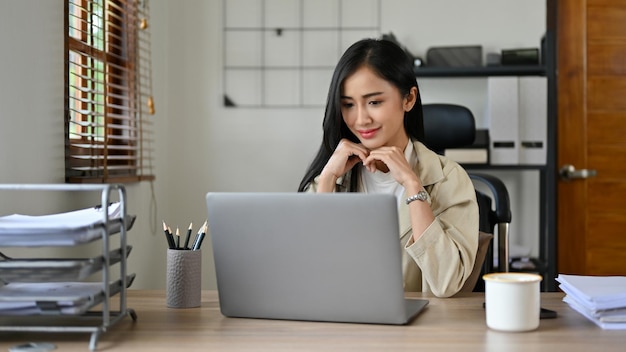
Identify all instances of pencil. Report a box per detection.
[191,221,206,251]
[197,223,207,249]
[184,222,193,250]
[163,221,175,249]
[191,221,206,250]
[175,227,181,249]
[193,222,207,250]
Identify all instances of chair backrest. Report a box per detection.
[422,103,511,292]
[422,103,475,153]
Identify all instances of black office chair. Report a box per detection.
[422,103,512,292]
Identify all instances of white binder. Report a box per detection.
[518,77,547,164]
[487,77,519,165]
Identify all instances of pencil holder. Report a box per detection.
[166,249,201,308]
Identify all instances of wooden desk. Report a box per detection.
[0,291,624,351]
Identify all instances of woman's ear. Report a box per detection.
[403,86,418,112]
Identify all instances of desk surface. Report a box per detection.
[0,291,624,351]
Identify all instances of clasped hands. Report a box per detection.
[319,139,420,190]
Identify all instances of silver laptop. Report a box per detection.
[205,192,428,325]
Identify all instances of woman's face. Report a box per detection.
[340,65,416,150]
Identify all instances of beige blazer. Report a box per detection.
[306,140,479,297]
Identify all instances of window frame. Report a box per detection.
[65,0,154,184]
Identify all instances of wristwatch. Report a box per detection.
[406,190,429,204]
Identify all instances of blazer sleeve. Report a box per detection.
[404,163,479,297]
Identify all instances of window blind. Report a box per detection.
[65,0,155,183]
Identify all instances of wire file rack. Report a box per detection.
[0,184,137,351]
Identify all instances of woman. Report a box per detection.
[298,38,478,297]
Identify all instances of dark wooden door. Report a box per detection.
[557,0,626,275]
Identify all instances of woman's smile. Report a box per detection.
[357,128,380,139]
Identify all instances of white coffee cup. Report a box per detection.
[483,272,542,332]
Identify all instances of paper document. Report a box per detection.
[556,274,626,330]
[0,202,121,233]
[0,274,135,316]
[0,203,135,246]
[0,246,132,282]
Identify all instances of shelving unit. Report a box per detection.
[0,184,137,350]
[414,65,546,77]
[413,1,557,291]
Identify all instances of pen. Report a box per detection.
[163,221,175,249]
[184,222,193,250]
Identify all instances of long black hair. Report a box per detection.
[297,38,424,192]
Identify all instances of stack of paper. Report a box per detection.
[0,273,135,315]
[556,274,626,329]
[0,202,134,246]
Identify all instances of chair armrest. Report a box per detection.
[469,173,511,223]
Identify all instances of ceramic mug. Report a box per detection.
[483,272,542,332]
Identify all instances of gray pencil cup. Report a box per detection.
[166,249,201,308]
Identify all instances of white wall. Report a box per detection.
[0,0,72,261]
[0,1,64,186]
[0,0,545,290]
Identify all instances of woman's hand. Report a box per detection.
[317,139,370,192]
[365,145,433,243]
[364,146,421,193]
